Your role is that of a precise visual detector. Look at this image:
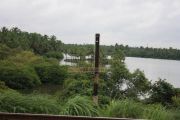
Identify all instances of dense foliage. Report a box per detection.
[0,62,41,89]
[0,91,61,114]
[0,27,179,119]
[0,27,63,59]
[0,90,175,120]
[61,96,99,116]
[149,79,175,106]
[0,45,67,89]
[102,100,172,120]
[45,51,63,59]
[35,63,67,84]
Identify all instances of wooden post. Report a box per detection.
[93,33,100,105]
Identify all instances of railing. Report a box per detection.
[0,112,135,120]
[68,67,107,73]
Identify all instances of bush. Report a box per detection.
[0,81,7,89]
[170,109,180,120]
[102,99,173,120]
[45,51,63,60]
[62,79,92,97]
[149,79,175,105]
[143,104,172,120]
[0,91,61,114]
[35,63,67,84]
[172,96,180,109]
[61,96,99,116]
[98,95,111,107]
[0,44,13,60]
[0,62,41,89]
[69,73,93,80]
[103,100,143,118]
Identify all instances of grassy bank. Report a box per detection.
[0,90,176,120]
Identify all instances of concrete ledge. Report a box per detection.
[0,112,139,120]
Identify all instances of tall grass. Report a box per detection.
[0,91,61,114]
[61,96,99,116]
[0,91,175,119]
[101,100,143,119]
[143,104,172,120]
[0,91,99,116]
[101,99,173,120]
[170,109,180,120]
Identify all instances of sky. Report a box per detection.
[0,0,180,48]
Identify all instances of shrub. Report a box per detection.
[70,73,93,80]
[35,63,67,84]
[0,62,41,89]
[7,51,44,65]
[103,100,143,118]
[144,104,173,120]
[172,96,180,109]
[0,91,61,114]
[149,79,175,105]
[98,95,111,107]
[102,99,173,120]
[62,79,92,97]
[0,81,7,89]
[170,109,180,120]
[61,96,99,116]
[0,44,13,60]
[45,51,63,60]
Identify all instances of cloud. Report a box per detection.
[0,0,180,48]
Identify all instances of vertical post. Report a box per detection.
[93,33,100,105]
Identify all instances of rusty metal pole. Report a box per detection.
[93,33,100,105]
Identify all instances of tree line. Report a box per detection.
[0,27,63,59]
[64,44,180,60]
[1,26,180,60]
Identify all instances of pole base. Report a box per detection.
[93,96,98,105]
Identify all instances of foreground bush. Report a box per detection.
[0,44,14,60]
[35,63,67,84]
[0,91,175,119]
[149,79,175,105]
[61,96,99,116]
[0,91,61,114]
[102,99,173,120]
[144,104,173,120]
[0,62,41,89]
[102,100,143,118]
[62,79,92,97]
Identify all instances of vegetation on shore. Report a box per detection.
[64,43,180,60]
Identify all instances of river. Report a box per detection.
[125,57,180,88]
[60,55,180,88]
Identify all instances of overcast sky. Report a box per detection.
[0,0,180,48]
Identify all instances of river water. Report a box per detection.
[125,57,180,88]
[60,55,180,88]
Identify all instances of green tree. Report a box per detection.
[106,48,130,98]
[149,79,175,105]
[34,64,67,84]
[0,44,13,60]
[62,78,92,98]
[45,51,63,60]
[126,69,151,98]
[0,61,41,89]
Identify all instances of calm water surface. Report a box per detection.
[60,54,180,88]
[125,57,180,88]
